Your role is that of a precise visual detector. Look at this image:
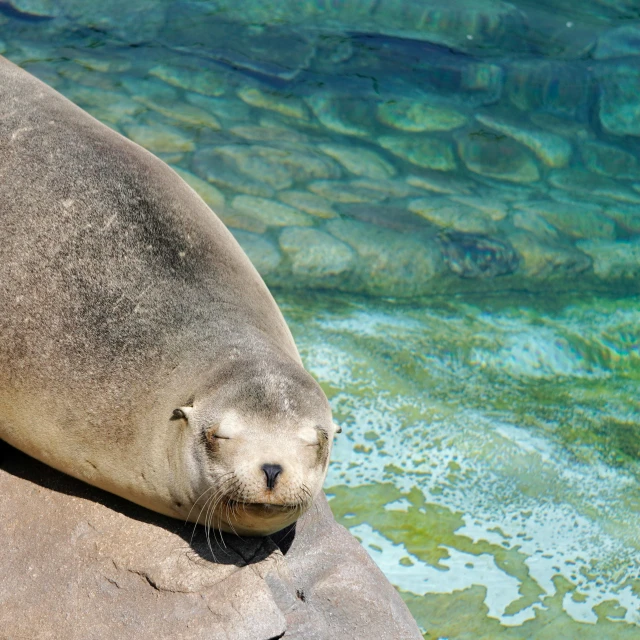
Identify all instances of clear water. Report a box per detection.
[3,2,640,637]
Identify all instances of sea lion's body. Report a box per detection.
[0,56,335,535]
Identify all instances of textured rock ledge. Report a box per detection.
[0,445,422,640]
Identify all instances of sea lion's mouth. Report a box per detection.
[225,498,298,513]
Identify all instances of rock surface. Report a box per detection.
[0,443,422,640]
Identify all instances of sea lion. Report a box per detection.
[0,55,339,536]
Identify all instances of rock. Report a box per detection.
[306,94,371,137]
[201,144,341,191]
[186,93,253,123]
[349,178,421,199]
[408,198,497,234]
[123,120,195,153]
[514,200,615,240]
[379,135,456,171]
[593,25,640,59]
[377,99,468,132]
[318,143,396,180]
[438,232,520,278]
[308,180,385,204]
[509,232,592,279]
[449,195,508,221]
[457,134,540,183]
[278,190,338,219]
[56,0,167,43]
[63,86,143,123]
[597,64,640,137]
[136,98,221,130]
[6,0,61,16]
[238,86,309,120]
[577,239,640,278]
[548,169,640,204]
[231,195,315,227]
[580,140,640,180]
[406,172,475,195]
[122,75,178,104]
[63,48,131,74]
[170,166,225,211]
[192,148,276,198]
[474,113,572,168]
[57,61,121,91]
[338,203,434,232]
[326,218,443,297]
[0,446,422,640]
[231,123,309,143]
[149,63,226,96]
[231,230,282,274]
[602,203,640,234]
[279,227,355,279]
[512,209,559,240]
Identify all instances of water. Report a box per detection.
[2,2,640,637]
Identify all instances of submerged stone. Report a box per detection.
[438,232,519,278]
[63,86,143,123]
[377,99,468,132]
[602,203,640,234]
[230,123,308,143]
[475,113,572,168]
[580,140,640,180]
[170,166,225,211]
[326,219,443,297]
[514,200,615,240]
[577,239,640,279]
[149,63,226,97]
[137,99,221,130]
[6,0,60,16]
[279,227,355,279]
[338,203,431,232]
[230,230,282,275]
[408,198,496,234]
[406,172,475,195]
[549,169,640,204]
[593,25,640,60]
[597,64,640,137]
[231,195,314,227]
[509,232,592,279]
[449,195,508,221]
[277,190,338,219]
[185,93,253,123]
[308,180,385,204]
[379,135,456,172]
[306,94,371,137]
[457,135,540,183]
[318,143,396,180]
[122,75,178,104]
[123,121,195,153]
[512,210,559,240]
[237,86,309,120]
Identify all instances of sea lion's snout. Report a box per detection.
[261,463,283,490]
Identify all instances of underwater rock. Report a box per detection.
[279,227,355,279]
[56,61,121,91]
[5,0,61,16]
[122,75,178,104]
[406,172,475,195]
[580,140,640,180]
[318,144,396,180]
[512,209,559,240]
[379,135,456,172]
[149,63,226,97]
[457,134,540,183]
[230,230,282,274]
[170,166,225,211]
[185,93,253,124]
[475,113,572,168]
[349,178,421,199]
[137,99,221,130]
[326,218,443,297]
[230,123,308,143]
[62,48,131,74]
[63,86,143,123]
[231,195,314,227]
[277,190,338,219]
[548,169,640,204]
[408,198,497,234]
[438,232,519,278]
[308,180,385,204]
[509,232,592,279]
[597,63,640,137]
[602,203,640,234]
[123,120,195,153]
[377,99,468,132]
[504,60,591,120]
[192,148,275,198]
[337,203,431,232]
[514,200,615,240]
[577,239,640,279]
[449,195,508,221]
[593,25,640,60]
[237,86,309,120]
[306,94,371,137]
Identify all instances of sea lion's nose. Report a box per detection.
[262,463,283,490]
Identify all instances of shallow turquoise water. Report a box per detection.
[3,2,640,637]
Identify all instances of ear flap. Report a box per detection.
[333,422,342,435]
[170,406,193,421]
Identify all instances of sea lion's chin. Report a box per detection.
[215,499,305,536]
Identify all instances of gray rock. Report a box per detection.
[232,195,315,227]
[594,25,640,59]
[597,64,640,137]
[231,230,283,274]
[379,134,456,172]
[580,140,640,180]
[0,445,422,639]
[548,169,640,204]
[577,239,640,279]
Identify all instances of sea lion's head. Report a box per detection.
[175,355,339,536]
